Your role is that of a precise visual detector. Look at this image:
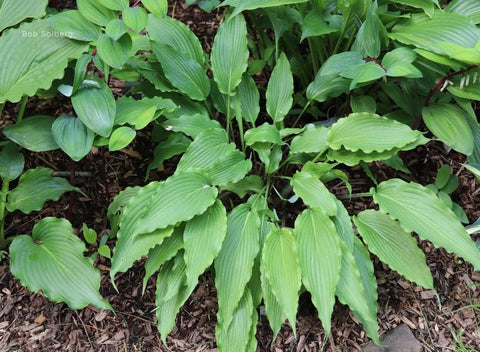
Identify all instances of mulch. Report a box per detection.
[1,1,480,351]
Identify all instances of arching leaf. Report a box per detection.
[0,0,47,31]
[266,53,293,124]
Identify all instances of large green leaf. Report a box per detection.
[116,171,217,246]
[51,115,94,161]
[71,79,116,137]
[294,208,342,335]
[291,170,337,216]
[77,0,118,26]
[142,0,168,16]
[97,33,133,69]
[7,167,80,213]
[327,113,422,153]
[116,96,177,129]
[0,0,47,31]
[445,0,480,24]
[266,53,293,125]
[184,200,227,282]
[0,143,24,181]
[422,103,474,155]
[98,0,129,10]
[0,20,88,103]
[354,210,433,289]
[215,204,260,329]
[3,116,58,152]
[162,114,221,138]
[147,133,191,177]
[372,179,480,270]
[9,218,111,310]
[237,73,260,124]
[290,125,329,154]
[123,6,148,33]
[301,9,337,42]
[221,0,309,17]
[147,14,204,65]
[47,10,102,41]
[262,228,301,332]
[211,13,249,95]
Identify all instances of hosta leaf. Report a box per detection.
[105,19,128,40]
[211,13,249,95]
[147,14,204,65]
[244,123,283,146]
[117,171,217,244]
[0,143,24,181]
[77,0,117,26]
[291,170,337,216]
[98,0,129,10]
[301,9,337,42]
[306,74,350,103]
[108,126,136,151]
[294,208,342,335]
[147,133,191,178]
[266,53,293,124]
[206,150,252,186]
[151,42,210,101]
[422,104,474,155]
[216,289,254,352]
[51,114,94,161]
[445,0,480,24]
[260,254,285,338]
[123,6,148,33]
[237,73,260,124]
[221,0,309,17]
[72,79,116,137]
[2,116,58,152]
[47,10,102,41]
[290,125,329,154]
[107,186,141,238]
[215,204,260,329]
[332,199,355,251]
[0,0,47,31]
[143,226,184,292]
[336,237,379,344]
[340,62,386,89]
[7,167,80,213]
[262,228,301,332]
[372,179,480,270]
[9,218,111,310]
[0,20,88,103]
[162,114,221,138]
[327,113,422,153]
[142,0,168,17]
[97,33,133,70]
[354,210,433,289]
[184,200,227,282]
[221,175,264,198]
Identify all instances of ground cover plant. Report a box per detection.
[1,0,480,350]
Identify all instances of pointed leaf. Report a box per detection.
[2,116,58,152]
[6,167,81,214]
[97,33,133,69]
[10,218,111,310]
[51,114,94,161]
[211,13,249,95]
[77,0,118,26]
[123,6,147,33]
[266,53,293,124]
[290,125,329,154]
[142,0,168,17]
[301,9,337,42]
[294,209,342,335]
[47,10,102,41]
[237,73,260,124]
[108,126,136,151]
[291,170,337,216]
[162,114,221,138]
[0,143,24,181]
[221,175,264,198]
[221,0,308,17]
[260,255,285,338]
[372,179,480,270]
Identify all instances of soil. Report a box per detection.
[1,2,480,352]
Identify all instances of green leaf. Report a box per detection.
[151,42,210,101]
[0,0,47,31]
[291,170,337,216]
[332,199,355,251]
[290,125,329,154]
[83,223,97,244]
[47,10,102,41]
[2,116,58,152]
[266,53,293,124]
[142,0,168,16]
[435,165,451,189]
[0,143,24,181]
[105,19,128,40]
[351,2,385,58]
[77,0,118,26]
[372,179,480,271]
[117,171,217,245]
[51,115,94,161]
[184,200,227,282]
[262,228,301,332]
[445,0,480,24]
[211,13,249,95]
[294,208,342,335]
[147,133,191,178]
[422,104,474,155]
[97,33,133,69]
[107,186,141,238]
[221,175,264,198]
[108,126,136,151]
[301,9,337,42]
[215,204,260,329]
[72,79,116,137]
[162,114,221,138]
[122,6,147,32]
[10,218,111,310]
[237,73,260,124]
[463,163,480,182]
[221,0,309,17]
[244,123,283,146]
[354,210,433,289]
[98,0,128,10]
[0,20,88,104]
[73,54,92,95]
[116,96,176,129]
[341,62,386,89]
[327,113,422,153]
[7,167,80,213]
[350,95,377,114]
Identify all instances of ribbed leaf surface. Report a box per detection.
[237,73,260,123]
[206,150,252,187]
[47,10,102,41]
[222,0,309,17]
[327,113,422,153]
[10,218,111,310]
[77,0,117,26]
[0,20,88,103]
[215,204,260,329]
[291,170,337,216]
[51,115,94,161]
[354,210,433,289]
[7,167,80,213]
[446,0,480,23]
[163,114,221,138]
[373,179,480,270]
[266,53,293,124]
[0,0,47,31]
[260,256,285,338]
[211,13,249,95]
[184,200,227,282]
[294,209,342,335]
[262,228,301,332]
[290,125,328,154]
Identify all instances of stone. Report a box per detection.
[363,324,423,352]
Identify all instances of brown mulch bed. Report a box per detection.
[2,2,480,352]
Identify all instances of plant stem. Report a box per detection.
[307,38,320,74]
[0,179,10,249]
[292,101,311,128]
[236,115,245,153]
[16,95,28,123]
